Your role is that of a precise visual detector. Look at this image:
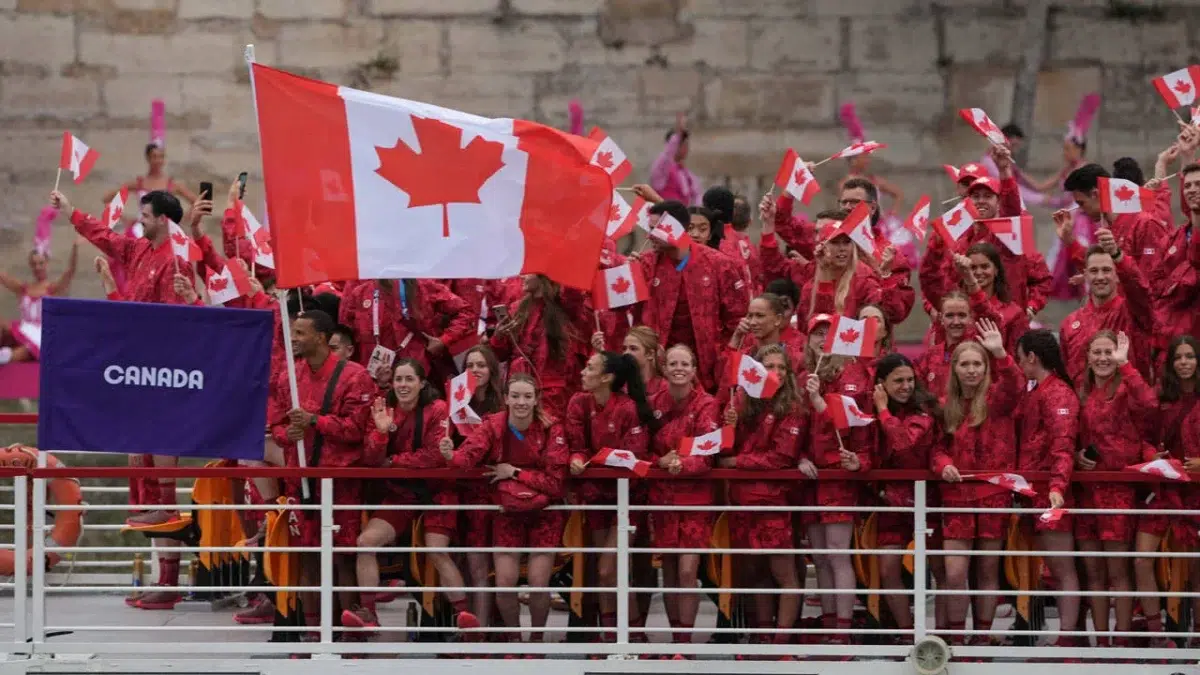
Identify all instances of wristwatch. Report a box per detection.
[309,414,318,428]
[512,468,522,479]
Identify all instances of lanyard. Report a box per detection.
[372,289,380,338]
[508,423,525,441]
[674,252,691,272]
[398,281,409,320]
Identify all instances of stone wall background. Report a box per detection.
[1,0,1198,325]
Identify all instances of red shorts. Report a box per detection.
[816,481,859,524]
[462,495,494,548]
[1074,483,1135,543]
[287,478,362,547]
[877,512,913,547]
[493,510,566,549]
[422,489,460,540]
[651,511,713,550]
[941,493,1010,541]
[372,500,417,540]
[730,510,793,550]
[1136,486,1181,538]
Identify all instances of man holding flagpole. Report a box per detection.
[50,187,203,610]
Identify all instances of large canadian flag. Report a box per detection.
[251,63,611,290]
[60,132,99,185]
[1097,177,1156,214]
[980,214,1036,256]
[1152,65,1200,109]
[822,315,878,358]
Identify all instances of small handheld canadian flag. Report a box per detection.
[447,370,480,431]
[980,214,1036,256]
[822,315,879,358]
[931,199,980,243]
[205,262,253,305]
[1192,105,1200,126]
[970,472,1037,497]
[59,131,99,185]
[678,427,735,456]
[943,164,962,182]
[587,128,633,184]
[1097,177,1156,215]
[606,190,648,239]
[774,148,821,205]
[825,201,876,259]
[101,187,129,230]
[1125,458,1191,482]
[903,195,931,241]
[240,204,275,269]
[1152,65,1200,109]
[828,141,887,160]
[1040,508,1067,525]
[823,393,874,430]
[649,212,691,250]
[592,448,651,477]
[167,221,202,262]
[958,108,1007,145]
[592,262,649,311]
[728,352,781,399]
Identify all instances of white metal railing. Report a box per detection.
[6,466,1200,666]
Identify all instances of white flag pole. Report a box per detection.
[248,43,310,499]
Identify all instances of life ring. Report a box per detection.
[0,444,83,576]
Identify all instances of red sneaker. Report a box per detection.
[340,606,380,630]
[125,510,180,527]
[234,596,275,624]
[455,610,481,631]
[135,590,182,610]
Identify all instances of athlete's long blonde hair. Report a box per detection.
[942,341,992,433]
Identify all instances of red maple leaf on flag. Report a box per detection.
[171,232,189,247]
[849,402,864,417]
[595,150,614,170]
[375,116,506,238]
[456,409,467,420]
[741,368,762,384]
[794,168,809,186]
[1176,79,1192,95]
[612,450,633,461]
[253,228,273,254]
[697,440,716,451]
[947,209,963,226]
[209,275,229,292]
[608,204,621,222]
[611,276,631,294]
[839,328,861,344]
[454,384,468,402]
[916,215,928,227]
[1114,185,1136,202]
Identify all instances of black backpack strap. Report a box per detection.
[304,359,347,503]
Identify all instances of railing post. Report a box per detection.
[615,478,630,647]
[13,475,27,649]
[912,480,928,643]
[319,477,334,647]
[31,453,47,648]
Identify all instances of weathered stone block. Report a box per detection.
[381,20,444,75]
[110,0,174,10]
[943,16,1024,65]
[378,73,537,119]
[512,0,598,14]
[703,73,834,128]
[947,66,1103,136]
[660,19,748,69]
[1,76,102,119]
[368,0,497,16]
[1049,16,1138,65]
[178,0,254,20]
[749,19,841,72]
[681,0,808,19]
[0,14,75,69]
[639,67,702,117]
[259,0,346,20]
[1099,65,1160,132]
[535,67,641,127]
[103,75,183,120]
[278,22,385,70]
[599,0,689,48]
[448,22,567,74]
[79,29,237,74]
[561,18,656,67]
[837,71,944,126]
[849,18,937,72]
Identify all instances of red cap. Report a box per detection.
[808,313,834,333]
[957,163,985,183]
[967,176,1000,196]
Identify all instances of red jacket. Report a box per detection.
[1079,364,1158,470]
[451,411,569,502]
[1159,394,1199,458]
[914,340,958,400]
[762,238,884,328]
[876,407,938,508]
[72,210,195,305]
[363,399,453,501]
[716,327,807,409]
[969,290,1029,357]
[728,400,810,506]
[219,208,274,286]
[1149,220,1200,348]
[268,356,376,468]
[340,279,476,374]
[648,386,719,506]
[1059,253,1157,383]
[489,288,592,396]
[773,194,816,260]
[811,361,874,507]
[918,221,1052,316]
[932,354,1022,503]
[565,392,649,505]
[1177,394,1200,462]
[720,229,764,296]
[634,245,748,390]
[1015,375,1079,498]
